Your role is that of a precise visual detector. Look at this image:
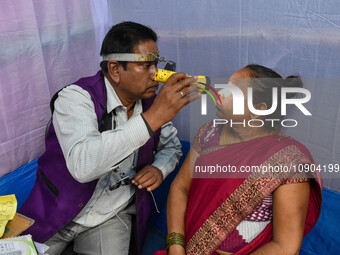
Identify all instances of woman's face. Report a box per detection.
[216,68,252,121]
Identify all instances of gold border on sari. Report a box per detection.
[186,145,310,255]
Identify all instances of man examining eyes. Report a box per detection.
[19,21,200,255]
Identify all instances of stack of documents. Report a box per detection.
[0,234,38,254]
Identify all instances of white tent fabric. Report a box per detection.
[0,0,339,191]
[0,0,109,176]
[111,0,340,192]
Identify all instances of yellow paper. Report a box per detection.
[0,195,17,238]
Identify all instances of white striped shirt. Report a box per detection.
[53,77,182,227]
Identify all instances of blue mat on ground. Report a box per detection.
[0,158,37,209]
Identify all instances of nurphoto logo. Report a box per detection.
[200,83,312,128]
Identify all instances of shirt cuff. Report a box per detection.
[151,161,172,180]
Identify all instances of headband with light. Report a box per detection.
[102,52,167,62]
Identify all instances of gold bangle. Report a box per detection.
[166,232,186,250]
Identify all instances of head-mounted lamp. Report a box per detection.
[102,52,167,63]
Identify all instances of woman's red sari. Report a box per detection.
[155,122,322,255]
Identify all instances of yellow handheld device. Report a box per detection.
[154,69,210,91]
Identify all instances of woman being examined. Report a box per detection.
[159,64,322,255]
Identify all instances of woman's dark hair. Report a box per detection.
[245,64,303,130]
[100,21,158,72]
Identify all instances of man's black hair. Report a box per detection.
[100,21,158,72]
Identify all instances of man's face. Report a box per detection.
[118,40,159,100]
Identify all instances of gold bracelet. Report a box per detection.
[166,232,186,250]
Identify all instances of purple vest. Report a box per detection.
[20,71,160,252]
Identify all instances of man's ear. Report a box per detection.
[107,61,120,83]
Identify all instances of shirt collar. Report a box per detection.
[104,77,143,115]
[104,77,122,113]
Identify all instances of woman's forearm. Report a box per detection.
[166,148,197,255]
[167,181,188,234]
[167,149,196,235]
[250,240,299,255]
[166,180,189,254]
